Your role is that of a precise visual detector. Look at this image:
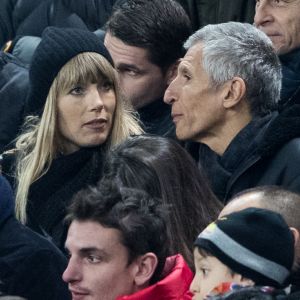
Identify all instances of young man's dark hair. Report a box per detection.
[65,179,170,284]
[106,0,192,72]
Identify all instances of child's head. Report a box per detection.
[190,208,294,300]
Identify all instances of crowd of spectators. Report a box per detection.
[1,0,300,299]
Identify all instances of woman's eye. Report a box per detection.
[70,86,85,95]
[100,81,113,92]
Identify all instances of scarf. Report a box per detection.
[27,146,104,250]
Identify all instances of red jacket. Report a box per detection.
[117,254,193,300]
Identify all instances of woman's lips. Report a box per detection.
[83,119,107,129]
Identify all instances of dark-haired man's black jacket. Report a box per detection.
[138,98,175,137]
[187,106,300,203]
[0,52,28,153]
[0,175,71,300]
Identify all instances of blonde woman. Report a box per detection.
[1,27,142,251]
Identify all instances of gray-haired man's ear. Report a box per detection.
[222,77,247,109]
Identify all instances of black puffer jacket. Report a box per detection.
[0,0,116,47]
[188,106,300,203]
[0,52,28,153]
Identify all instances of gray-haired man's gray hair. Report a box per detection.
[184,22,281,117]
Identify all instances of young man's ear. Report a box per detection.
[166,61,179,85]
[222,77,246,109]
[133,253,158,287]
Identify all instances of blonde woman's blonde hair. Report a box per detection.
[15,52,142,223]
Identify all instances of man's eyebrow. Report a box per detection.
[64,245,109,256]
[78,247,108,255]
[116,62,140,71]
[61,246,108,257]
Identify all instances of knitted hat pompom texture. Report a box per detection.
[194,207,294,287]
[26,26,114,116]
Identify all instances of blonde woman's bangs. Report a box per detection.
[55,52,116,94]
